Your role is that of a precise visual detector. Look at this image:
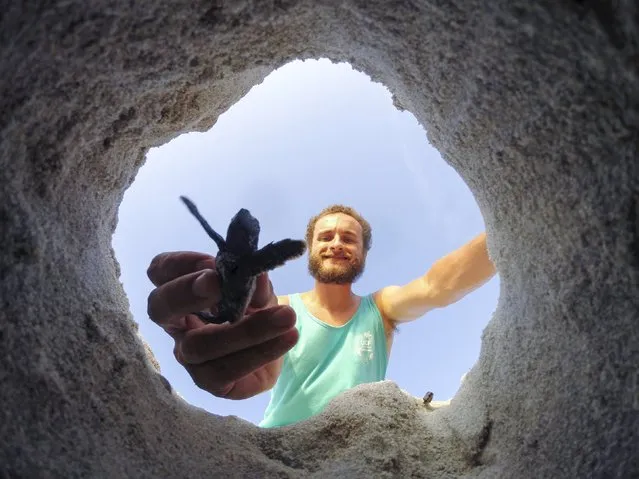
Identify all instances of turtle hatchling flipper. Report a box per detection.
[241,239,306,276]
[180,196,227,251]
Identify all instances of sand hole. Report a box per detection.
[112,58,499,425]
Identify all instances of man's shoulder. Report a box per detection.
[370,287,398,330]
[276,294,291,306]
[277,290,313,307]
[370,287,391,308]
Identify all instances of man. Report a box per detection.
[146,204,496,427]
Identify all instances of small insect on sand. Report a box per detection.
[423,391,434,405]
[179,196,306,324]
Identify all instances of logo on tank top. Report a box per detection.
[355,331,374,362]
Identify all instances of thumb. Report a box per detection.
[249,273,276,309]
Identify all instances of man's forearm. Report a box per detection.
[424,232,496,307]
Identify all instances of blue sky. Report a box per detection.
[112,58,500,425]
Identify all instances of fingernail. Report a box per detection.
[193,270,217,298]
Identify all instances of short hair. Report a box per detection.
[305,204,372,252]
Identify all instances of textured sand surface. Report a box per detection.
[1,1,638,477]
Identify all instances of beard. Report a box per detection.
[307,252,366,284]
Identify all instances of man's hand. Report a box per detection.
[146,251,298,399]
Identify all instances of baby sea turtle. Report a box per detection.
[180,195,306,324]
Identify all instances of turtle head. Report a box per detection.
[226,208,260,255]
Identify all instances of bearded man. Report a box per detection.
[146,204,496,428]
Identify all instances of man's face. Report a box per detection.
[307,213,366,284]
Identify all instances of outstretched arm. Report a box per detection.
[374,232,496,324]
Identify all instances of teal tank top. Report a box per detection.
[259,293,389,428]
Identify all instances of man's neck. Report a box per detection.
[308,281,357,313]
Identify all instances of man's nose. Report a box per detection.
[329,237,344,249]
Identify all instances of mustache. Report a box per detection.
[321,253,351,259]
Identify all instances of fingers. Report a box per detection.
[166,314,207,340]
[147,251,216,287]
[186,327,299,396]
[179,306,296,364]
[147,269,220,329]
